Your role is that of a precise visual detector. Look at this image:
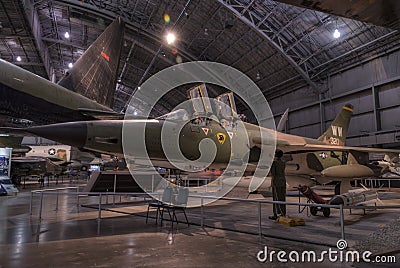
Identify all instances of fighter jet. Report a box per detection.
[10,156,64,184]
[2,84,399,194]
[0,17,124,126]
[221,100,397,193]
[0,14,398,194]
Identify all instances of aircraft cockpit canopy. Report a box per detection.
[188,84,213,116]
[216,92,238,121]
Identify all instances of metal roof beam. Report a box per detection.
[20,0,53,79]
[52,0,198,62]
[217,0,320,93]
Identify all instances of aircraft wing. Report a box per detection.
[299,144,400,154]
[252,135,400,154]
[77,108,125,120]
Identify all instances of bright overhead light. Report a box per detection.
[333,29,341,39]
[68,62,73,68]
[16,56,21,62]
[133,111,138,116]
[166,32,176,45]
[64,32,70,39]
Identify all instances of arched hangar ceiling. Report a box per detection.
[1,0,399,116]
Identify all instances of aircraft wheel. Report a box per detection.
[323,208,331,217]
[310,206,318,216]
[12,176,21,185]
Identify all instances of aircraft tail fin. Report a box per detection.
[318,104,353,146]
[384,153,399,163]
[58,17,124,108]
[276,108,289,132]
[0,136,23,147]
[0,136,31,153]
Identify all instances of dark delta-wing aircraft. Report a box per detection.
[2,84,400,194]
[0,17,125,126]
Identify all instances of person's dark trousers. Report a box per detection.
[272,186,286,216]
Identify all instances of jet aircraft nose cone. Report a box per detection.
[27,122,87,148]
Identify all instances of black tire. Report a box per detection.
[11,176,21,185]
[310,206,318,216]
[323,208,331,217]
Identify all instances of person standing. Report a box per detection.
[269,150,286,220]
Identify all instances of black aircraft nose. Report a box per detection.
[27,122,87,148]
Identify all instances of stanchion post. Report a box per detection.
[113,174,117,205]
[201,197,204,227]
[38,192,44,220]
[77,188,80,213]
[29,191,33,215]
[340,204,345,240]
[55,190,59,211]
[97,193,102,221]
[258,202,262,241]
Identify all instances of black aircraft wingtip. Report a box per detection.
[0,127,31,137]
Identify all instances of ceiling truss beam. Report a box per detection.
[20,0,53,79]
[217,0,320,93]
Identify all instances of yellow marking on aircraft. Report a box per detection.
[343,106,353,112]
[228,93,235,114]
[198,85,209,112]
[216,133,226,144]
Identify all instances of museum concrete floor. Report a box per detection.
[1,182,399,267]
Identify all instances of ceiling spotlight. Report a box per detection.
[133,111,138,116]
[166,32,176,45]
[64,32,70,39]
[16,56,21,62]
[333,29,341,39]
[68,62,73,68]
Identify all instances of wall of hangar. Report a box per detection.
[269,49,400,148]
